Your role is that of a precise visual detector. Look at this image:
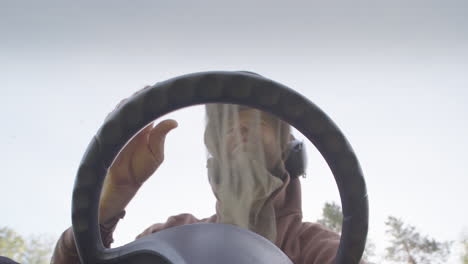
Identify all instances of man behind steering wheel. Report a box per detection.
[52,84,354,264]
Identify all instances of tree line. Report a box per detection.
[0,227,53,264]
[317,201,467,264]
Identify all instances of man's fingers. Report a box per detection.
[152,119,179,137]
[148,119,178,158]
[124,123,154,147]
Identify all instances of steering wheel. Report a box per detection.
[72,71,368,264]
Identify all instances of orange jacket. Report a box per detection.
[52,175,344,264]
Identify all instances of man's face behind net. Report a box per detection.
[204,104,290,174]
[204,104,291,242]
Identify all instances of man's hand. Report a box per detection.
[99,93,178,224]
[107,119,178,188]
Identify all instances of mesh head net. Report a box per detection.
[204,104,291,242]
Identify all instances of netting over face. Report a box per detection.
[204,104,291,242]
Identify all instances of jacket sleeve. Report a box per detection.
[51,211,125,264]
[300,223,366,264]
[299,223,340,264]
[135,213,204,239]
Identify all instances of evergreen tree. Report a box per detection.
[317,201,376,263]
[384,216,451,264]
[317,202,343,233]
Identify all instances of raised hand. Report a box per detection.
[99,90,178,223]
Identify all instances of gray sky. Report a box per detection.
[1,1,467,262]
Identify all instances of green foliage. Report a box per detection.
[317,201,376,263]
[0,227,26,261]
[462,236,468,264]
[384,216,451,264]
[0,227,54,264]
[317,201,343,233]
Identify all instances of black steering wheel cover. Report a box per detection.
[72,71,368,264]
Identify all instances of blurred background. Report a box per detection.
[1,1,467,263]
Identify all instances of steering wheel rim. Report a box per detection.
[72,71,368,263]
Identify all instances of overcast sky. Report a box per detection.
[1,1,467,263]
